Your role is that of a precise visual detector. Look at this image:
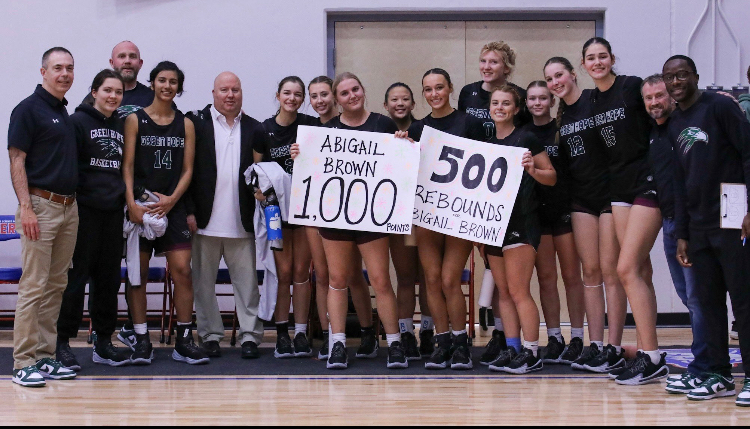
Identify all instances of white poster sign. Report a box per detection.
[414,126,526,246]
[289,125,420,234]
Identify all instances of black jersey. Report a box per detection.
[591,75,653,201]
[407,109,486,142]
[71,103,125,210]
[668,91,750,239]
[648,119,676,218]
[258,113,319,175]
[458,81,531,139]
[488,128,544,219]
[325,112,399,134]
[133,108,186,196]
[525,120,570,215]
[558,89,610,205]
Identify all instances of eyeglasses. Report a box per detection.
[662,71,692,83]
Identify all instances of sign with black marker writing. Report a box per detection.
[415,126,526,246]
[289,125,420,234]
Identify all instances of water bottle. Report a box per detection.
[262,188,284,251]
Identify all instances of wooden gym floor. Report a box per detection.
[0,327,745,425]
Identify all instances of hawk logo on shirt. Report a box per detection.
[116,105,143,119]
[99,138,123,158]
[677,127,708,155]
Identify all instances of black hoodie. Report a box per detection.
[70,103,125,210]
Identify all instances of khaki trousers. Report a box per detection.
[14,195,78,369]
[192,234,263,345]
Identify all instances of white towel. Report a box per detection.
[245,162,292,321]
[123,202,168,286]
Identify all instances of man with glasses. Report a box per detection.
[664,55,750,406]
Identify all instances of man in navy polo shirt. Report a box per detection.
[7,47,79,387]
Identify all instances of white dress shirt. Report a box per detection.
[197,106,251,238]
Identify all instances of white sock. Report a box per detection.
[386,333,400,347]
[547,328,562,342]
[494,317,504,332]
[134,323,148,335]
[592,341,604,349]
[330,332,346,352]
[571,327,584,339]
[524,341,539,357]
[294,324,307,336]
[645,350,661,365]
[614,345,622,354]
[421,316,434,331]
[399,319,414,334]
[452,329,467,337]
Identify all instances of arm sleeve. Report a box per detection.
[670,132,690,240]
[7,105,35,152]
[717,98,750,208]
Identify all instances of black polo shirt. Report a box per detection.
[8,85,78,195]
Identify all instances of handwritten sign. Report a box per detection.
[721,183,748,229]
[414,126,526,246]
[289,125,420,234]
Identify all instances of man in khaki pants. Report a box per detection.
[7,47,80,387]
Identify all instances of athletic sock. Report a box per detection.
[399,318,414,334]
[294,324,307,336]
[613,345,622,354]
[421,316,434,331]
[494,317,504,332]
[571,327,585,340]
[547,328,562,342]
[507,337,522,353]
[386,333,400,347]
[592,341,604,349]
[133,323,148,335]
[452,329,467,338]
[645,350,661,365]
[276,321,289,336]
[524,341,539,357]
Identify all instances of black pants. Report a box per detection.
[57,205,124,340]
[689,228,750,378]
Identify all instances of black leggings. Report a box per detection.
[57,205,124,340]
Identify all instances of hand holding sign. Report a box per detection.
[289,125,420,234]
[414,126,526,247]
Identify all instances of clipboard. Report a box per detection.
[721,183,747,229]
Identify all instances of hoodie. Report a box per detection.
[739,93,750,124]
[70,103,125,210]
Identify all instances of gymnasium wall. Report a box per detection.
[0,0,748,315]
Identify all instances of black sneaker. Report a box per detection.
[615,351,669,385]
[480,330,507,366]
[130,333,154,365]
[274,333,294,359]
[202,340,221,358]
[488,348,519,372]
[571,343,601,370]
[451,334,473,370]
[419,329,435,356]
[503,347,543,374]
[318,332,329,360]
[241,341,260,359]
[425,334,451,370]
[55,340,81,372]
[327,341,348,369]
[387,342,409,369]
[173,326,210,365]
[93,340,131,367]
[582,344,626,373]
[117,322,137,352]
[401,332,421,361]
[559,337,584,365]
[356,329,379,359]
[609,358,635,380]
[293,333,313,357]
[543,336,566,364]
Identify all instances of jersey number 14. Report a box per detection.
[154,150,173,169]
